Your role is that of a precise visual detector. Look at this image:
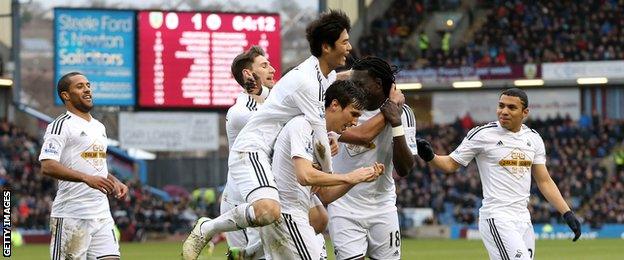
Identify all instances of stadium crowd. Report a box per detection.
[357,0,624,68]
[357,0,428,63]
[5,113,623,236]
[397,114,624,227]
[1,121,202,239]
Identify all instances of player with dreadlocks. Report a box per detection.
[328,56,420,260]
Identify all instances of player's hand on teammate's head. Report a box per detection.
[388,84,405,107]
[243,71,262,95]
[83,175,116,195]
[380,99,402,127]
[562,211,582,241]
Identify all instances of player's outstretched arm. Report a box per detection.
[532,164,581,241]
[417,138,462,173]
[315,163,384,205]
[41,159,116,194]
[293,157,380,186]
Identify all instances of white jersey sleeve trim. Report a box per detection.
[401,104,418,155]
[38,114,71,162]
[450,124,494,166]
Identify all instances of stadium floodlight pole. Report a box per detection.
[11,0,21,105]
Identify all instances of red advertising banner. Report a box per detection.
[137,11,281,109]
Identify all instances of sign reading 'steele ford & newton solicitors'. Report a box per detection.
[54,8,136,106]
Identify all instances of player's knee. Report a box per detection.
[309,206,329,234]
[252,199,281,225]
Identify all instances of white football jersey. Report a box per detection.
[231,55,336,158]
[271,116,315,220]
[226,92,263,150]
[449,121,546,222]
[223,91,267,203]
[329,105,418,217]
[38,111,111,219]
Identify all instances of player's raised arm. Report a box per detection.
[416,138,462,173]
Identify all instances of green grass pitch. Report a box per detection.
[10,238,622,259]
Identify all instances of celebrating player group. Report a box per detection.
[176,9,581,260]
[29,3,592,260]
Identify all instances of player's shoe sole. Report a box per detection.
[181,217,213,260]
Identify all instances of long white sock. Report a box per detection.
[244,238,263,257]
[200,203,255,238]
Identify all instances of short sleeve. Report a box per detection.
[401,105,418,155]
[533,134,547,165]
[289,119,314,162]
[39,122,68,162]
[449,137,482,167]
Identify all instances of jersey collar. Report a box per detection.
[498,121,531,136]
[308,55,336,88]
[66,110,92,124]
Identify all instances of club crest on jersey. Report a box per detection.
[498,148,532,179]
[81,141,107,172]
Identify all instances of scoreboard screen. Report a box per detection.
[137,11,281,109]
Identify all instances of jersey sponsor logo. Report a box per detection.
[498,148,532,179]
[81,141,107,172]
[43,142,59,155]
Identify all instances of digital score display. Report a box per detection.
[137,11,281,109]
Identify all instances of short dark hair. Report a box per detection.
[500,88,529,109]
[324,80,366,110]
[351,56,398,97]
[306,9,351,57]
[231,46,266,86]
[57,72,83,103]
